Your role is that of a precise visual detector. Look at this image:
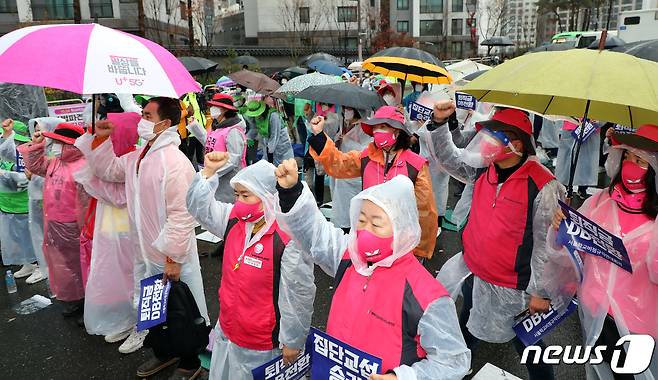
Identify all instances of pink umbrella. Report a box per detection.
[0,23,199,98]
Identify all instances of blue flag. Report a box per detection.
[513,299,578,346]
[409,101,433,121]
[137,273,171,331]
[571,120,599,142]
[557,200,632,273]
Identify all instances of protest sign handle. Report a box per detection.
[566,100,590,199]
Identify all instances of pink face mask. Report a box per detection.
[373,131,397,149]
[612,183,646,211]
[356,229,394,264]
[232,200,264,222]
[621,160,648,193]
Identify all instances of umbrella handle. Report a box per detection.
[91,94,97,135]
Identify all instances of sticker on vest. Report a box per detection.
[254,243,264,255]
[244,255,263,269]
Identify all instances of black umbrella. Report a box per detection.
[233,55,259,66]
[527,43,574,53]
[178,56,218,75]
[296,82,385,110]
[460,70,488,82]
[299,52,341,67]
[587,36,626,50]
[281,66,308,79]
[611,39,658,62]
[480,36,515,46]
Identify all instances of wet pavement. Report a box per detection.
[1,179,586,379]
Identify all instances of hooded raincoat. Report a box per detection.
[276,175,471,380]
[0,125,35,266]
[245,110,294,166]
[186,160,315,380]
[307,130,438,259]
[544,145,658,380]
[74,112,140,336]
[428,121,565,343]
[74,127,209,324]
[18,139,90,302]
[556,120,601,187]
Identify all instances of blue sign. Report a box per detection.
[15,150,24,173]
[513,299,578,347]
[571,120,599,142]
[456,92,477,110]
[252,351,311,380]
[613,124,635,135]
[409,101,433,121]
[557,200,632,273]
[308,327,382,380]
[137,273,171,331]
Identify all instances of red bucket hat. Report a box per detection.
[475,108,535,155]
[207,93,237,111]
[41,122,85,145]
[361,105,407,136]
[612,124,658,152]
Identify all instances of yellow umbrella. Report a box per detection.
[363,47,452,85]
[461,49,658,128]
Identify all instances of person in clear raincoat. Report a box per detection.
[18,122,90,317]
[556,119,602,198]
[329,107,371,231]
[274,160,471,380]
[244,98,294,166]
[74,111,140,341]
[75,97,208,379]
[0,119,36,275]
[186,157,315,380]
[427,103,564,380]
[547,124,658,380]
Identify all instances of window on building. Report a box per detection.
[31,0,73,20]
[371,0,376,6]
[180,0,188,20]
[451,41,463,58]
[397,0,409,10]
[0,0,17,13]
[337,6,357,22]
[623,16,640,24]
[451,18,462,35]
[89,0,113,18]
[299,6,310,23]
[397,20,409,33]
[452,0,463,12]
[340,37,358,49]
[420,0,442,13]
[420,19,442,35]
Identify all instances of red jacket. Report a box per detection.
[463,160,554,290]
[218,210,290,350]
[327,252,449,372]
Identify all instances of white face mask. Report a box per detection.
[414,84,423,92]
[137,118,162,142]
[210,107,222,119]
[344,109,355,121]
[49,143,62,157]
[383,94,396,106]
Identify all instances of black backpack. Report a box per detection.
[144,280,211,358]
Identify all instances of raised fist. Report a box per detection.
[310,116,325,135]
[203,151,229,175]
[432,99,456,124]
[275,158,299,189]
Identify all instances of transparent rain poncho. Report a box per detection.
[275,176,471,379]
[186,160,315,380]
[543,144,658,380]
[555,121,601,187]
[428,119,565,343]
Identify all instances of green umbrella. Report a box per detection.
[461,48,658,196]
[461,49,658,128]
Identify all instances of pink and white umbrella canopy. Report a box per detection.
[0,23,200,98]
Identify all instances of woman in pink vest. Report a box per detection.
[275,159,471,379]
[186,155,315,380]
[307,105,438,260]
[188,93,246,204]
[550,124,658,379]
[18,122,90,319]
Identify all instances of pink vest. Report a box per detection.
[360,148,427,190]
[205,126,247,168]
[327,253,449,372]
[218,212,290,350]
[463,160,554,290]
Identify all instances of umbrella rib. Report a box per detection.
[542,96,555,115]
[628,105,633,128]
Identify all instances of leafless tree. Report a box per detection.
[277,0,327,61]
[480,0,512,54]
[144,0,183,45]
[190,0,222,55]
